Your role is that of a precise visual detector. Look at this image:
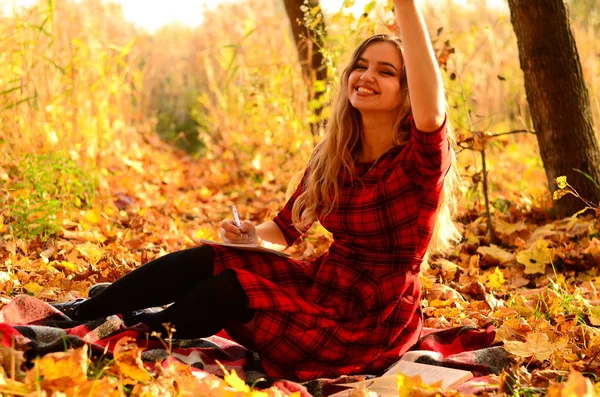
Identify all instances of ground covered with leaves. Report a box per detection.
[1,131,600,396]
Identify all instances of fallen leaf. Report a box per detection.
[62,229,107,243]
[546,370,597,397]
[23,282,44,296]
[504,332,554,362]
[76,242,105,264]
[517,239,553,274]
[588,306,600,326]
[83,209,102,224]
[223,368,251,393]
[25,346,88,392]
[477,244,514,265]
[486,267,506,289]
[112,337,152,385]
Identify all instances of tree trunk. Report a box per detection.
[508,0,600,217]
[282,0,327,136]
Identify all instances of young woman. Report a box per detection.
[53,0,460,382]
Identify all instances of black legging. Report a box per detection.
[75,245,254,338]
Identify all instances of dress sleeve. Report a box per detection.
[272,171,312,247]
[409,114,452,188]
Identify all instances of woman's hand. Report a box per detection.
[219,219,259,244]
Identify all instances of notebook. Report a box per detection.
[329,360,473,397]
[197,239,291,258]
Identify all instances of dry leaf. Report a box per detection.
[23,281,44,296]
[113,337,153,385]
[479,267,506,289]
[83,209,102,224]
[516,239,553,274]
[477,244,514,265]
[504,332,554,362]
[546,370,597,397]
[25,346,88,392]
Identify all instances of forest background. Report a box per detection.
[1,0,600,395]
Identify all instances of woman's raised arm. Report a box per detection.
[394,0,446,132]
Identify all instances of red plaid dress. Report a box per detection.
[210,117,450,381]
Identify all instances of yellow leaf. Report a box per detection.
[344,0,355,8]
[223,368,250,393]
[516,239,553,274]
[364,1,376,14]
[76,242,104,264]
[23,282,44,296]
[309,13,322,29]
[0,367,29,395]
[113,337,152,385]
[195,227,216,241]
[546,370,598,397]
[83,209,102,224]
[553,189,570,200]
[504,332,554,361]
[487,267,506,289]
[589,306,600,326]
[494,220,528,236]
[26,346,88,391]
[55,260,78,271]
[396,372,435,397]
[199,186,212,200]
[555,176,568,189]
[477,244,514,264]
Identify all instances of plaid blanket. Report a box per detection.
[0,295,509,396]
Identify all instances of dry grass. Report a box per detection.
[0,0,598,214]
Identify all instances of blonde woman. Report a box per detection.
[52,0,460,381]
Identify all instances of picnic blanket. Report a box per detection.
[0,295,509,396]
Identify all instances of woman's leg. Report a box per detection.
[75,245,216,319]
[129,269,255,339]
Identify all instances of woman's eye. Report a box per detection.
[354,65,367,70]
[381,70,394,76]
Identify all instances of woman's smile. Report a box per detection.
[347,41,403,113]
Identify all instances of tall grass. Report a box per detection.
[1,0,599,236]
[0,0,143,166]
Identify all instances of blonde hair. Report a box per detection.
[291,34,461,259]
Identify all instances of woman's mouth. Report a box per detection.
[356,86,377,95]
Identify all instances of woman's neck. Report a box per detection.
[358,112,396,162]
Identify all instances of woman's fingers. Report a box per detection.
[220,219,242,242]
[220,219,253,243]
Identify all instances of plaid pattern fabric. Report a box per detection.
[0,296,507,396]
[210,117,451,381]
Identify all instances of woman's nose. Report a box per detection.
[360,69,375,82]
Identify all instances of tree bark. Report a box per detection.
[282,0,327,135]
[508,0,600,217]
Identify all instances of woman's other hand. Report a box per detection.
[219,219,258,244]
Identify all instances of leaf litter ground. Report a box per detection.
[1,133,600,396]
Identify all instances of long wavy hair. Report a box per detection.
[291,34,461,258]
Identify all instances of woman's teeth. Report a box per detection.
[357,87,375,95]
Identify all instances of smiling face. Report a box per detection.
[347,41,404,115]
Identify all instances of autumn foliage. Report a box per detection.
[1,0,600,395]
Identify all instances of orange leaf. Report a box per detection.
[26,346,88,392]
[113,337,152,385]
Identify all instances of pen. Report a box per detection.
[231,204,243,230]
